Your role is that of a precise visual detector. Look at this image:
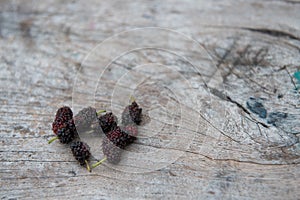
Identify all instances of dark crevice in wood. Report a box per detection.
[226,95,251,115]
[184,150,300,166]
[283,65,298,90]
[133,142,300,165]
[282,0,300,4]
[209,88,270,128]
[242,27,300,41]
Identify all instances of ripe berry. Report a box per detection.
[55,106,73,120]
[52,117,66,135]
[57,120,77,143]
[74,107,97,129]
[98,112,118,134]
[49,119,77,144]
[74,107,105,134]
[50,107,77,144]
[102,137,122,164]
[92,126,137,168]
[70,141,91,172]
[52,106,73,135]
[121,101,142,125]
[106,126,136,149]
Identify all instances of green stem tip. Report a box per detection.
[97,110,106,115]
[85,160,91,172]
[129,95,136,104]
[92,157,107,169]
[48,136,58,144]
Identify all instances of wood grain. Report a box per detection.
[0,0,299,199]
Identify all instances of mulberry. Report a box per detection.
[52,106,73,135]
[49,119,77,144]
[98,112,118,134]
[57,121,77,144]
[55,106,73,120]
[74,107,104,135]
[106,126,136,149]
[70,141,91,171]
[102,137,122,164]
[74,107,102,129]
[121,101,142,125]
[50,106,77,144]
[52,117,66,135]
[92,126,137,168]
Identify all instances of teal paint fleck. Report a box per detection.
[294,71,300,83]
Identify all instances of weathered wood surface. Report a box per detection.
[1,0,300,199]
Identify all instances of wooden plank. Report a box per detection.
[0,0,299,199]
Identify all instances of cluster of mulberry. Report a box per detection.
[49,100,143,172]
[49,106,91,171]
[93,101,143,168]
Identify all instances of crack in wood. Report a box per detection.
[242,27,300,41]
[184,150,300,166]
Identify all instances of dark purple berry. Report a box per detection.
[102,138,122,164]
[106,126,136,149]
[55,106,73,118]
[52,106,73,135]
[92,127,137,168]
[121,101,142,125]
[74,107,103,135]
[56,120,77,144]
[52,117,66,135]
[49,120,77,144]
[74,107,97,129]
[99,112,118,134]
[70,141,91,166]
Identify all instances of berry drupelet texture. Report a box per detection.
[74,107,104,135]
[50,106,77,144]
[55,106,73,120]
[100,126,137,165]
[99,112,118,134]
[121,101,142,125]
[70,141,91,166]
[56,119,77,144]
[106,126,136,149]
[52,106,74,135]
[74,107,97,129]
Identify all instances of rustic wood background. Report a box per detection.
[1,0,300,199]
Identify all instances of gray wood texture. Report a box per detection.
[1,0,300,199]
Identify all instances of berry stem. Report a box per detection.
[129,96,136,103]
[85,160,91,172]
[92,157,107,168]
[97,110,106,115]
[48,136,58,144]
